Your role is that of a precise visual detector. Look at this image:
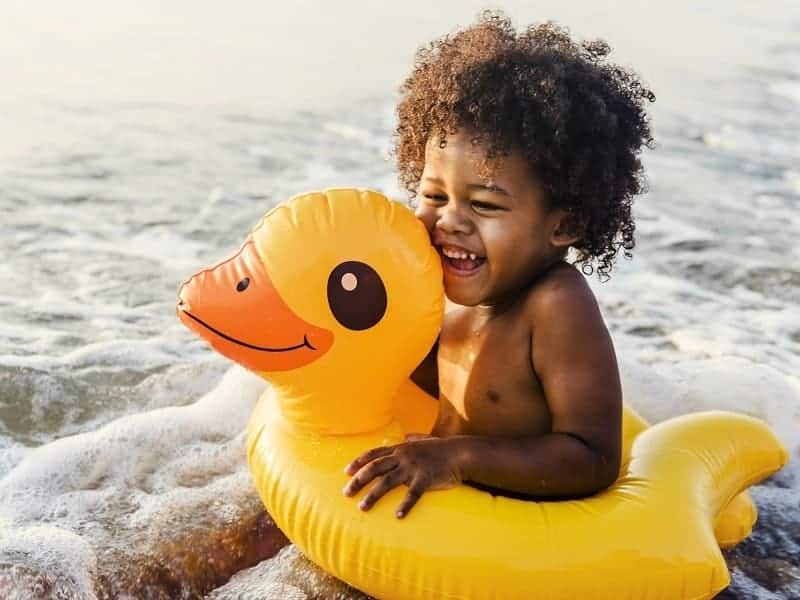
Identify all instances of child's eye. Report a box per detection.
[472,201,501,212]
[422,193,447,203]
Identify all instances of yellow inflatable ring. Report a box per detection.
[178,188,788,600]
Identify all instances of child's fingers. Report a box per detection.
[343,455,399,497]
[358,468,407,511]
[344,445,393,475]
[395,477,427,518]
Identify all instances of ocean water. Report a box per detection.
[1,1,799,598]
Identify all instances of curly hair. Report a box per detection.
[394,11,655,279]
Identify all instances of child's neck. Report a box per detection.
[472,257,569,318]
[474,295,519,320]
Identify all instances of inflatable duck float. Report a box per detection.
[178,188,788,600]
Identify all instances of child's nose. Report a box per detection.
[436,202,473,234]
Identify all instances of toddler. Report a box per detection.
[344,11,654,517]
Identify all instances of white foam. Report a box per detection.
[621,356,800,454]
[1,366,263,497]
[0,336,207,372]
[0,444,28,482]
[207,545,367,600]
[0,366,266,595]
[0,525,98,600]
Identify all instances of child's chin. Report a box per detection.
[443,287,484,307]
[441,265,487,306]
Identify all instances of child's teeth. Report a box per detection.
[442,247,481,261]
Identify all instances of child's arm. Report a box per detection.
[344,277,621,517]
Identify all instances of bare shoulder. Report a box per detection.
[524,263,601,326]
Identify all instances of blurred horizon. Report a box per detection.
[1,0,792,111]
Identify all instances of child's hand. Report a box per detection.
[343,437,464,518]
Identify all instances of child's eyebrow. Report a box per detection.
[421,177,511,198]
[467,183,510,197]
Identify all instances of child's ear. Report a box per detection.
[549,210,581,248]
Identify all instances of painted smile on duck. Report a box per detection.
[179,309,317,352]
[176,237,333,372]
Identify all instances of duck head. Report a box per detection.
[178,188,443,434]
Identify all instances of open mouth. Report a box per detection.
[439,246,486,275]
[181,310,316,352]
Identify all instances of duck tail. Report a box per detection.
[630,411,788,519]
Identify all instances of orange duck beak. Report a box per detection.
[177,237,333,372]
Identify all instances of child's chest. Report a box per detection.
[434,308,551,438]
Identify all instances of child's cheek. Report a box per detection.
[414,208,436,238]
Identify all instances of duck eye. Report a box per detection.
[236,277,250,292]
[327,261,387,331]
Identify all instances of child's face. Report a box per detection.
[415,131,568,307]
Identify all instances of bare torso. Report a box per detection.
[432,290,551,439]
